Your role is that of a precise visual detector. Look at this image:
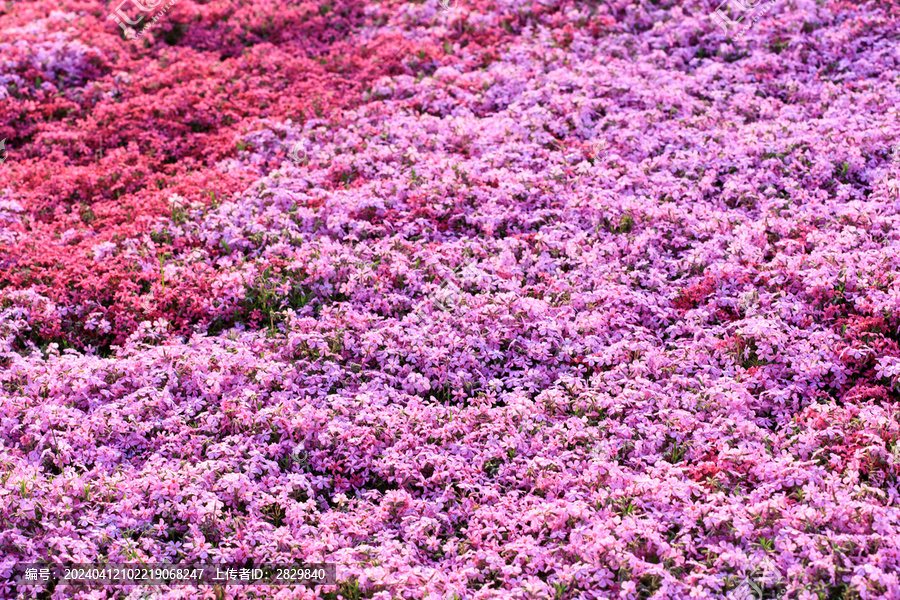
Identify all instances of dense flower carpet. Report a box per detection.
[2,0,900,598]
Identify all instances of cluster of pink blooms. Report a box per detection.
[2,0,900,598]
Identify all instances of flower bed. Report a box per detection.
[2,0,900,598]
